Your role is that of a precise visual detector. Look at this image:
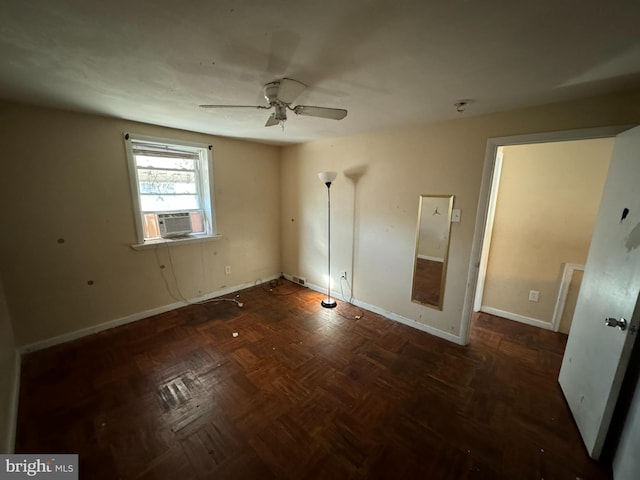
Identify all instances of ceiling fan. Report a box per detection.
[199,78,347,128]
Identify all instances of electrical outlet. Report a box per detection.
[225,265,231,275]
[528,290,540,302]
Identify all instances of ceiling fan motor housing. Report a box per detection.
[263,81,282,105]
[274,104,287,122]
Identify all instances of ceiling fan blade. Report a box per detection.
[277,78,306,104]
[293,105,348,120]
[199,104,268,109]
[265,113,279,127]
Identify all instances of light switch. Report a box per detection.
[452,209,461,223]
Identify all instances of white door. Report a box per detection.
[559,126,640,460]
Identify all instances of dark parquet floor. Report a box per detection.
[16,280,611,479]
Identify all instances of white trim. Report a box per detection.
[123,132,216,245]
[282,273,308,286]
[551,263,585,332]
[480,306,553,331]
[124,133,146,243]
[20,276,278,354]
[459,137,503,346]
[460,125,634,345]
[304,280,464,345]
[131,234,223,250]
[356,298,465,345]
[7,350,20,453]
[473,147,503,312]
[417,254,444,263]
[303,281,341,303]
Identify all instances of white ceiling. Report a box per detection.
[1,0,639,145]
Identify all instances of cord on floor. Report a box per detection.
[156,243,245,308]
[335,276,365,320]
[260,277,298,296]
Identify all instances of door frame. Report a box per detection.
[459,125,634,345]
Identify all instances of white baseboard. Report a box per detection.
[7,350,20,453]
[480,306,553,330]
[302,278,464,345]
[20,276,278,354]
[282,273,308,287]
[301,280,337,301]
[355,298,465,345]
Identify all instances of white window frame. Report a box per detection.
[124,133,219,248]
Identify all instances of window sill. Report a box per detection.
[130,234,223,250]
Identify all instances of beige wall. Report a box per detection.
[280,89,640,339]
[0,91,637,346]
[482,139,613,325]
[0,89,637,469]
[0,102,281,346]
[0,91,640,345]
[0,275,18,453]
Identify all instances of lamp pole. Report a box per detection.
[318,172,337,308]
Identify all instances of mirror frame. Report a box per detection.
[411,194,454,310]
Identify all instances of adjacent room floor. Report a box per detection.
[15,280,610,479]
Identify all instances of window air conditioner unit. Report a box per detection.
[158,212,192,238]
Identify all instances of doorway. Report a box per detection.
[474,138,613,333]
[459,125,631,345]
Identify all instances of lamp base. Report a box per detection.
[321,299,337,308]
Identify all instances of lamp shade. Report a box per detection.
[317,171,338,184]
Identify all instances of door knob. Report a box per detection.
[604,317,627,331]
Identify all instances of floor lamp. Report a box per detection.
[318,171,338,308]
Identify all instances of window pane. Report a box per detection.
[126,135,214,243]
[142,213,161,239]
[137,169,197,194]
[190,211,204,233]
[135,155,195,171]
[140,194,200,212]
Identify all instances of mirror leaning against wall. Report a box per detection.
[411,195,454,310]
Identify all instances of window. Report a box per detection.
[124,133,216,244]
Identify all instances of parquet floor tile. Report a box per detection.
[16,280,611,478]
